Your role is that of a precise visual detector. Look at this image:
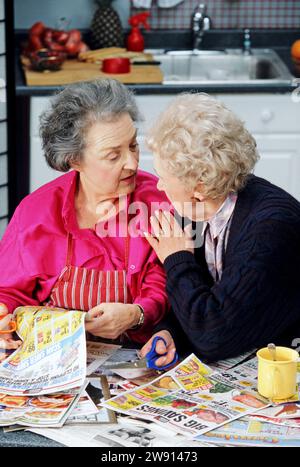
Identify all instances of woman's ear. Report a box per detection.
[69,159,81,172]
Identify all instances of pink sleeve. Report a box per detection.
[128,254,170,344]
[0,206,40,313]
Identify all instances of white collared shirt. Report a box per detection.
[202,193,238,281]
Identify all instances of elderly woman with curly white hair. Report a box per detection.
[140,92,300,366]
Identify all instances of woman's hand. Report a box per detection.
[0,303,22,362]
[85,303,141,339]
[144,211,194,264]
[140,330,176,368]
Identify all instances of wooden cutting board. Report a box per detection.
[21,57,163,86]
[78,47,154,63]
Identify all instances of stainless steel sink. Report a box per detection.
[150,49,293,85]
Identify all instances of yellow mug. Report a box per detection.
[257,346,299,400]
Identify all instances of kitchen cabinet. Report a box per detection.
[218,94,300,200]
[30,92,300,200]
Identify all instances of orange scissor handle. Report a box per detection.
[0,317,17,334]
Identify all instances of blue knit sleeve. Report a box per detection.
[163,218,300,362]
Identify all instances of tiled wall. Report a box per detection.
[14,0,300,30]
[0,0,8,238]
[131,0,300,29]
[14,0,130,29]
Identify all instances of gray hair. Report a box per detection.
[40,79,142,171]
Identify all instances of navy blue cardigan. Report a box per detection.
[156,175,300,362]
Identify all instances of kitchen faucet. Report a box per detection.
[243,29,252,55]
[192,3,211,52]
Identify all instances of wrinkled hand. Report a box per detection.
[85,302,141,340]
[140,330,176,368]
[144,211,194,264]
[0,303,22,363]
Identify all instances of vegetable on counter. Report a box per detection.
[24,21,89,58]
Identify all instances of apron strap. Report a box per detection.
[124,232,129,271]
[123,192,131,272]
[66,232,73,267]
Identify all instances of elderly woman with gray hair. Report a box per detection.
[0,79,170,357]
[140,93,300,366]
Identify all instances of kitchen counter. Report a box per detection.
[15,29,300,95]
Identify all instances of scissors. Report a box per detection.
[101,336,178,372]
[0,315,17,334]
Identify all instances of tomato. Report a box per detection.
[28,34,43,51]
[64,30,82,56]
[291,39,300,60]
[67,29,82,43]
[77,41,89,54]
[29,21,45,37]
[52,30,69,45]
[42,28,54,48]
[64,40,81,56]
[48,42,66,53]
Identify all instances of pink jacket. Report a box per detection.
[0,170,171,343]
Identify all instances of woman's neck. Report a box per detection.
[77,174,119,208]
[204,196,227,221]
[75,175,122,228]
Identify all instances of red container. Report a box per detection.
[102,58,131,74]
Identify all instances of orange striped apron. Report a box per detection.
[47,232,130,311]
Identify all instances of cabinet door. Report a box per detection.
[217,94,300,200]
[31,97,62,192]
[135,95,174,175]
[254,134,300,200]
[216,94,300,134]
[30,136,61,192]
[137,134,156,175]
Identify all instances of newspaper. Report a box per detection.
[247,402,300,428]
[195,417,300,447]
[87,347,141,378]
[89,417,215,448]
[66,390,99,420]
[28,425,110,447]
[86,341,121,376]
[101,354,269,438]
[248,414,300,428]
[209,349,256,372]
[0,387,84,428]
[66,377,117,424]
[29,418,215,447]
[0,306,87,396]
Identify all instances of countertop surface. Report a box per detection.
[14,30,300,96]
[0,428,63,447]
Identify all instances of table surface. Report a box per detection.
[0,428,64,447]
